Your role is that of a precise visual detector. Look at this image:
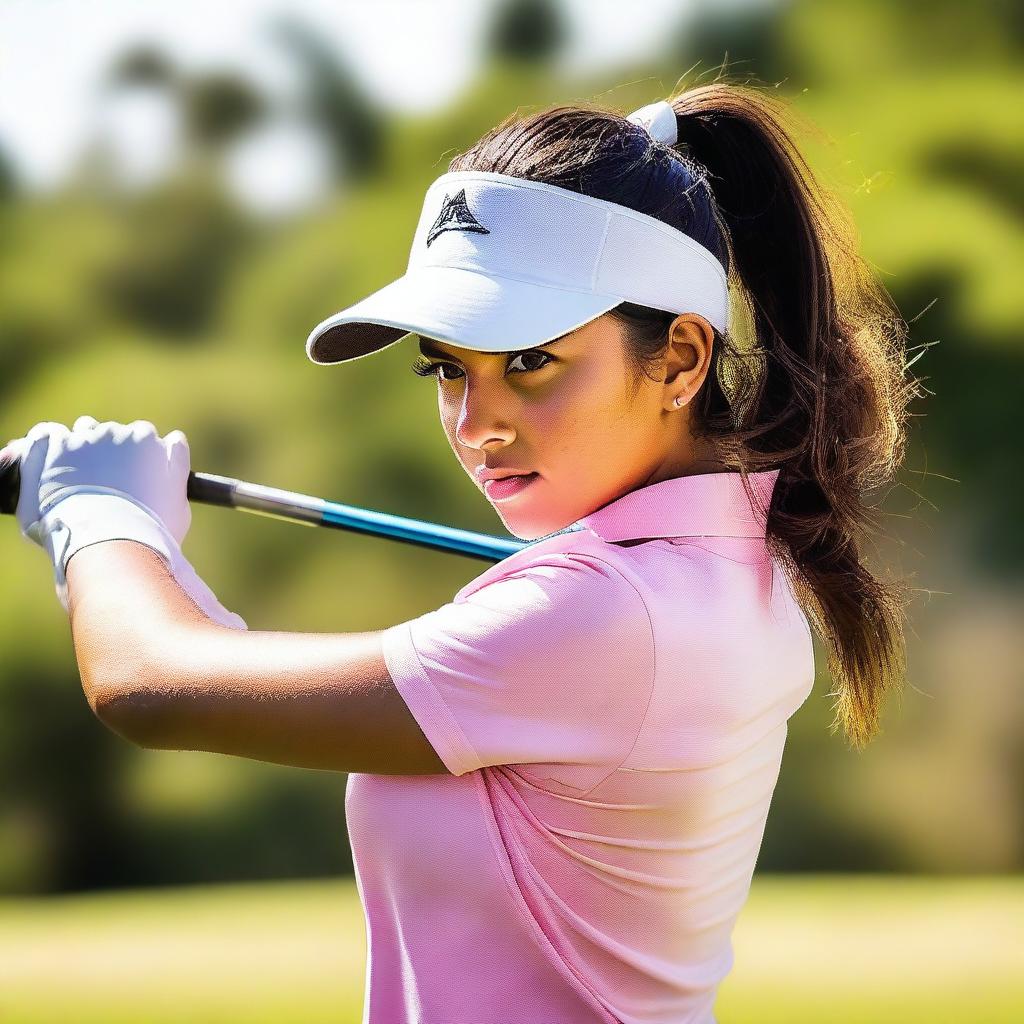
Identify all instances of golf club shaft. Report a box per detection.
[0,455,546,563]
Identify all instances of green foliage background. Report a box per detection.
[1,0,1022,896]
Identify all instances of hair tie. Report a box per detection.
[626,100,678,147]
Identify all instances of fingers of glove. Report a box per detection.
[127,419,161,442]
[117,419,191,542]
[14,423,72,539]
[6,419,193,560]
[36,421,163,518]
[163,429,190,472]
[51,417,189,545]
[1,436,29,463]
[76,419,149,450]
[160,433,191,543]
[94,419,132,442]
[72,417,155,439]
[142,423,190,544]
[161,429,192,537]
[24,420,71,444]
[71,415,100,434]
[118,420,192,542]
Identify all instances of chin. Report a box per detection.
[495,514,541,542]
[494,510,570,544]
[509,526,548,543]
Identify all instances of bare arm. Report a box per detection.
[66,540,450,776]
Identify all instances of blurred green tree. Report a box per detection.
[268,14,387,183]
[486,0,569,64]
[0,0,1021,893]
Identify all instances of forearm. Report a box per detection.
[65,539,391,772]
[66,539,223,728]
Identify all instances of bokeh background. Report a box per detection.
[1,0,1021,1021]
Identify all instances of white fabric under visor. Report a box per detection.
[305,169,729,365]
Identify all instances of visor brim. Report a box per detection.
[305,265,624,365]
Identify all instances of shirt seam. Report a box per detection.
[473,770,625,1024]
[379,620,483,777]
[559,550,658,797]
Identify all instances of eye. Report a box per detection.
[410,350,553,381]
[507,350,552,374]
[410,357,462,380]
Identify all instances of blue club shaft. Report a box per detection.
[184,472,584,563]
[0,458,585,563]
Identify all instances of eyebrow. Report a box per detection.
[417,332,572,360]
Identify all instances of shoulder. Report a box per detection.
[453,530,653,642]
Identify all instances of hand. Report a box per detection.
[7,415,191,547]
[4,417,246,629]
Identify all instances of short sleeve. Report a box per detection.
[379,552,655,779]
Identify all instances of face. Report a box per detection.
[410,312,719,541]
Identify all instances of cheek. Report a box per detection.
[549,363,628,430]
[530,374,630,462]
[435,364,621,446]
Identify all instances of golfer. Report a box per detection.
[6,81,911,1023]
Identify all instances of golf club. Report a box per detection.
[0,451,579,563]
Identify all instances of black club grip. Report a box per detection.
[0,455,238,517]
[0,451,20,516]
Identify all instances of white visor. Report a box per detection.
[305,169,729,365]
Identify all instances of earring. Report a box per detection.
[674,394,687,408]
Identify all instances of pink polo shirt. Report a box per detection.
[345,468,814,1023]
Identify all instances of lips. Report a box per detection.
[478,468,534,482]
[483,472,539,501]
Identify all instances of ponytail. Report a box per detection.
[665,83,922,750]
[451,77,926,750]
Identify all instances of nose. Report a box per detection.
[453,378,517,451]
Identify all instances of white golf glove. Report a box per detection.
[3,416,247,629]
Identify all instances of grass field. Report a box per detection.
[0,874,1020,1022]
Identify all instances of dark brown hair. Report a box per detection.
[449,77,925,751]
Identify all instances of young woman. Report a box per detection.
[7,80,916,1023]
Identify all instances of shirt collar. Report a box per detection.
[571,468,780,542]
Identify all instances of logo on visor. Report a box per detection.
[426,188,490,247]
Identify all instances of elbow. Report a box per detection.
[72,616,166,747]
[91,677,168,750]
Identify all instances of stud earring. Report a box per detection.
[674,394,687,408]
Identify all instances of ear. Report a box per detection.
[664,314,714,395]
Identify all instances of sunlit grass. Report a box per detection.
[0,874,1020,1023]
